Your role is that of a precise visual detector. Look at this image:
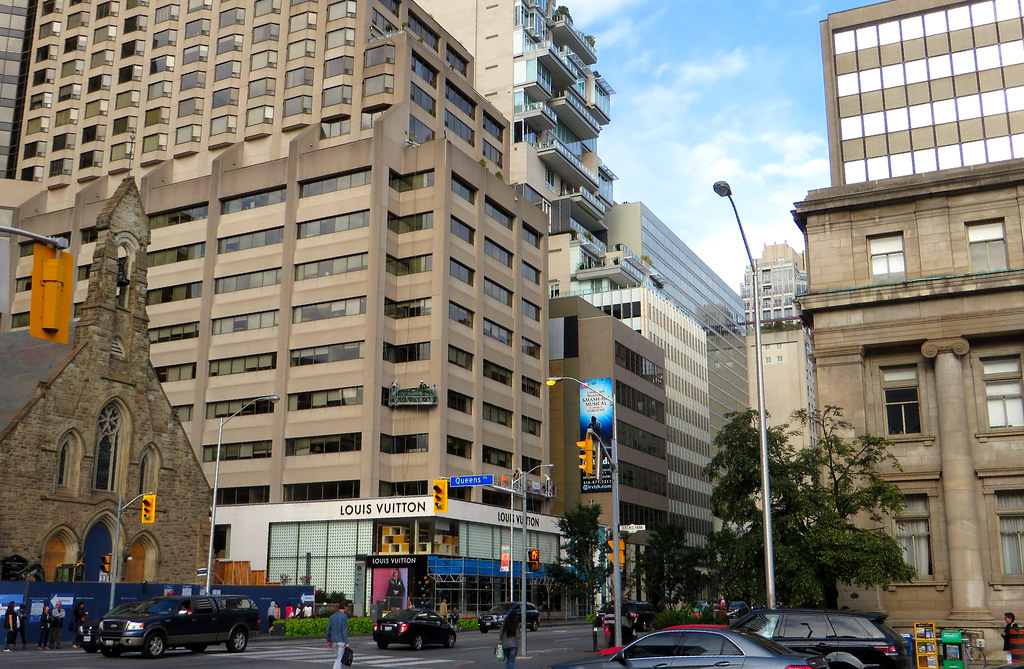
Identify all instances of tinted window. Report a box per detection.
[625,631,682,659]
[427,612,443,623]
[194,598,215,612]
[780,613,831,638]
[680,632,742,656]
[739,612,783,638]
[829,614,885,640]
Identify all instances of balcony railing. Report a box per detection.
[536,136,598,185]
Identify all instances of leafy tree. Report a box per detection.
[636,523,703,609]
[551,503,607,613]
[704,406,915,608]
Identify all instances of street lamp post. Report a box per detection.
[109,491,154,611]
[517,463,552,659]
[712,180,776,609]
[546,376,623,647]
[205,394,279,592]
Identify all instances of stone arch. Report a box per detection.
[137,443,161,496]
[82,515,115,582]
[41,526,79,581]
[114,231,139,310]
[55,429,84,493]
[92,397,133,493]
[123,533,158,583]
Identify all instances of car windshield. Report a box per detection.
[104,602,143,618]
[139,599,178,615]
[489,603,514,613]
[382,608,418,620]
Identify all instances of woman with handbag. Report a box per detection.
[498,607,521,668]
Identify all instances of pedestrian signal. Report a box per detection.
[101,554,111,573]
[528,549,540,571]
[432,479,448,513]
[577,437,594,476]
[141,493,156,523]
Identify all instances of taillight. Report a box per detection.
[399,622,409,634]
[873,646,899,656]
[373,622,379,631]
[630,613,638,619]
[257,614,262,628]
[786,664,817,669]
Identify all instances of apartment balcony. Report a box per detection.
[515,99,556,132]
[560,187,606,224]
[536,136,599,189]
[573,259,642,288]
[549,15,597,66]
[517,70,552,102]
[524,41,575,88]
[569,218,607,252]
[549,87,600,140]
[590,99,611,126]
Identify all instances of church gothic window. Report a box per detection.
[94,403,122,490]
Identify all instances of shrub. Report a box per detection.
[457,617,479,631]
[284,616,374,637]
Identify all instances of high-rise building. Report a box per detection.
[1,0,563,614]
[797,0,1024,640]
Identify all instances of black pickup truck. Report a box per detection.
[83,595,260,658]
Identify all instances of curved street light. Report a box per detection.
[712,180,776,609]
[205,394,280,592]
[515,462,553,659]
[546,375,624,647]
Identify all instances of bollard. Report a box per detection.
[1010,627,1024,663]
[593,623,599,652]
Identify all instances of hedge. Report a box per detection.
[281,615,475,636]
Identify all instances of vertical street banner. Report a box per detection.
[580,377,614,492]
[500,546,510,572]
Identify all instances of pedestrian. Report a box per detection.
[285,601,294,619]
[16,603,27,649]
[302,602,312,618]
[3,601,16,652]
[267,600,277,634]
[71,601,87,648]
[326,602,350,669]
[37,604,51,650]
[1003,612,1018,664]
[49,601,65,649]
[499,605,521,669]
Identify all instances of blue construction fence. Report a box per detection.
[0,581,314,640]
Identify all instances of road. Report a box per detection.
[0,622,604,668]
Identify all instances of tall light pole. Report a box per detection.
[109,491,154,611]
[546,375,623,647]
[205,394,279,592]
[514,463,553,659]
[713,180,776,609]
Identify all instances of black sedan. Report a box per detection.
[479,602,540,632]
[544,627,830,669]
[372,608,457,650]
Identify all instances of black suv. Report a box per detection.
[597,601,656,633]
[478,602,540,633]
[731,609,912,669]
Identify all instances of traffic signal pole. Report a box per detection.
[109,491,154,612]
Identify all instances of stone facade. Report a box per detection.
[795,160,1024,642]
[0,178,211,584]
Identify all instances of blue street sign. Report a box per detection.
[450,474,494,487]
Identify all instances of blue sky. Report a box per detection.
[572,0,869,291]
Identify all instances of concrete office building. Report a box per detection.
[740,243,816,447]
[0,0,560,612]
[796,0,1024,642]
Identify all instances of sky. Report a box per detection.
[570,0,869,292]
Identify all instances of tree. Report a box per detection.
[551,503,607,613]
[636,523,703,610]
[704,406,915,608]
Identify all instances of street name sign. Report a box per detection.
[450,474,494,487]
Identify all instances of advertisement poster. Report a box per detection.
[500,546,510,572]
[372,566,408,611]
[579,377,614,492]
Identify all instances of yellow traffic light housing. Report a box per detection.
[101,554,111,573]
[29,245,74,343]
[528,548,540,571]
[432,479,448,513]
[141,493,156,523]
[577,437,594,476]
[606,539,625,566]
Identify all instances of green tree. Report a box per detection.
[637,523,703,609]
[704,406,915,608]
[551,503,607,613]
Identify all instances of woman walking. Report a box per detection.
[3,601,17,652]
[499,606,521,669]
[71,601,87,648]
[267,601,278,635]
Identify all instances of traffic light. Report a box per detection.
[527,549,540,571]
[141,493,156,523]
[101,554,111,573]
[606,539,625,566]
[577,437,594,476]
[432,479,448,513]
[29,245,74,343]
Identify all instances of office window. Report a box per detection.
[896,495,932,576]
[91,49,114,67]
[151,54,175,73]
[448,390,472,414]
[61,59,85,77]
[448,302,473,328]
[153,28,176,48]
[288,387,362,410]
[447,436,471,459]
[29,92,52,110]
[365,43,395,67]
[219,6,245,27]
[448,345,473,371]
[185,17,210,38]
[147,281,202,305]
[178,96,204,116]
[363,73,394,96]
[522,415,541,436]
[214,60,241,81]
[869,234,905,284]
[124,14,147,33]
[522,261,540,284]
[387,212,432,233]
[148,80,172,100]
[283,95,312,116]
[206,396,278,419]
[287,38,316,59]
[451,174,475,203]
[215,268,280,293]
[219,227,283,253]
[297,209,369,238]
[141,132,167,153]
[155,362,196,383]
[384,297,430,319]
[445,81,475,118]
[221,186,286,213]
[155,4,179,23]
[967,221,1008,272]
[286,433,361,456]
[324,55,352,78]
[149,242,205,266]
[444,110,473,145]
[882,367,920,435]
[522,376,541,397]
[203,440,272,462]
[483,360,512,386]
[253,22,279,43]
[386,253,431,276]
[295,252,366,280]
[482,403,511,427]
[984,358,1024,428]
[49,158,73,177]
[210,114,237,135]
[67,10,89,28]
[211,87,238,108]
[299,168,371,197]
[522,224,540,248]
[389,169,433,192]
[522,299,540,321]
[382,342,430,363]
[322,84,351,107]
[211,310,278,335]
[255,0,281,17]
[88,73,111,92]
[450,259,473,285]
[450,216,474,243]
[410,52,436,86]
[289,11,317,32]
[999,491,1024,575]
[522,337,540,359]
[248,77,276,98]
[482,445,511,467]
[246,105,274,126]
[97,1,117,18]
[447,46,468,76]
[290,341,364,367]
[380,433,428,455]
[175,123,202,145]
[292,296,366,323]
[483,319,511,346]
[251,49,278,70]
[64,36,86,54]
[483,279,511,306]
[217,33,243,54]
[286,66,314,88]
[484,238,512,266]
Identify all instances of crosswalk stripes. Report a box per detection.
[235,645,455,666]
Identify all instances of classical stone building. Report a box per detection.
[0,178,211,583]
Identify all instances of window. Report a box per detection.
[446,81,475,118]
[388,211,432,233]
[214,60,241,80]
[447,435,471,458]
[217,33,242,54]
[286,66,314,88]
[248,77,276,98]
[384,297,430,319]
[522,336,540,359]
[379,480,428,496]
[386,253,431,276]
[365,43,395,67]
[984,358,1024,428]
[286,433,361,456]
[447,46,468,76]
[523,224,540,248]
[869,234,905,284]
[483,319,511,346]
[297,209,369,238]
[390,169,434,192]
[215,268,280,293]
[483,360,512,386]
[221,186,286,214]
[451,175,476,203]
[203,440,272,462]
[406,12,438,50]
[327,0,357,20]
[363,73,394,96]
[284,94,312,116]
[299,168,371,197]
[445,110,474,144]
[155,3,179,23]
[482,445,512,467]
[522,376,541,397]
[148,80,172,99]
[175,123,201,144]
[149,242,205,266]
[484,238,512,266]
[448,389,472,414]
[150,203,208,229]
[410,52,436,86]
[999,491,1024,574]
[522,299,540,321]
[255,0,281,17]
[251,49,278,70]
[93,403,123,490]
[292,296,366,323]
[94,25,117,42]
[147,281,202,304]
[288,387,363,410]
[210,114,237,136]
[450,216,474,243]
[967,221,1008,272]
[152,28,176,48]
[88,73,111,92]
[211,310,279,334]
[380,433,429,454]
[322,84,351,107]
[324,55,353,77]
[484,279,511,306]
[290,341,364,366]
[253,22,279,43]
[410,83,435,115]
[522,261,540,284]
[450,259,473,285]
[522,415,541,435]
[247,105,274,126]
[448,345,473,371]
[219,6,245,27]
[185,17,210,38]
[295,252,367,280]
[212,87,238,108]
[155,362,196,382]
[288,38,316,59]
[449,301,473,328]
[206,396,278,419]
[383,342,430,363]
[896,495,932,576]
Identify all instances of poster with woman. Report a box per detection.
[373,567,408,611]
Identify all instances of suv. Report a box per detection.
[597,601,656,633]
[478,602,540,633]
[731,608,912,669]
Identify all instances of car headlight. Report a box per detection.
[125,622,145,631]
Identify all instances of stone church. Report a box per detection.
[0,177,211,583]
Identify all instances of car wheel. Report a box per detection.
[100,647,122,657]
[411,634,424,650]
[479,626,488,633]
[530,619,539,632]
[226,627,248,653]
[376,641,389,649]
[84,646,99,654]
[141,632,166,659]
[188,643,208,653]
[445,633,456,648]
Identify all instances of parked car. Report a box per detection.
[731,608,912,669]
[478,602,540,633]
[727,601,750,618]
[89,595,259,658]
[599,624,728,656]
[596,601,656,634]
[373,608,457,650]
[545,626,830,669]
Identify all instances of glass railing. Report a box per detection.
[569,218,606,253]
[563,186,606,214]
[514,99,557,123]
[536,136,598,183]
[552,87,598,129]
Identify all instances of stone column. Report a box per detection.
[921,337,990,620]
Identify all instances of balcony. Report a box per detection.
[569,218,606,253]
[536,136,598,189]
[549,87,599,139]
[517,68,552,102]
[524,41,575,88]
[549,15,596,65]
[515,99,556,131]
[573,258,642,288]
[561,186,606,223]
